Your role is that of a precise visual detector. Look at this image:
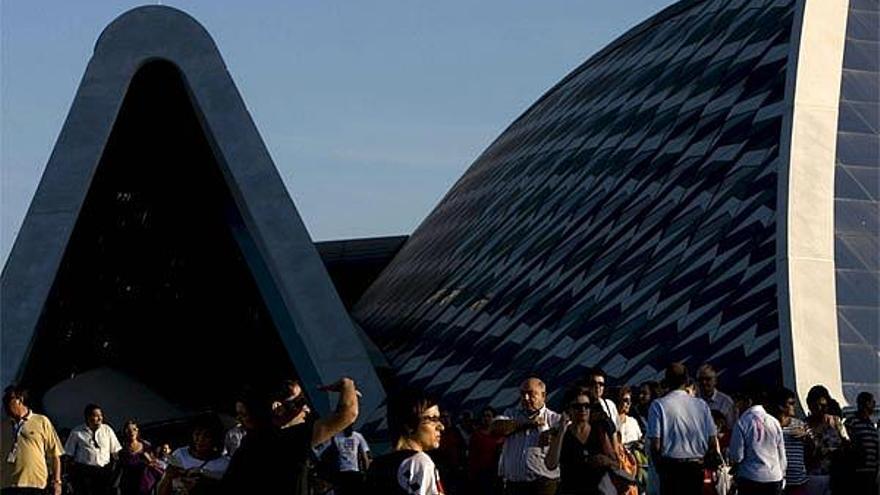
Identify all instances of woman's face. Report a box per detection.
[123,422,139,441]
[809,396,829,417]
[568,394,591,424]
[411,405,444,451]
[782,397,797,418]
[619,393,632,415]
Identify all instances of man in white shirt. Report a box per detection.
[646,363,719,495]
[584,368,620,431]
[330,426,371,495]
[491,377,560,495]
[64,403,122,495]
[697,363,738,429]
[729,389,786,495]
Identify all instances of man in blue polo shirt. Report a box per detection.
[647,363,719,495]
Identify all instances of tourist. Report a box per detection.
[222,377,360,494]
[467,407,503,495]
[583,368,620,431]
[366,390,445,494]
[844,392,878,494]
[157,414,228,495]
[697,364,737,430]
[329,426,371,495]
[491,377,560,495]
[728,388,786,495]
[546,387,619,495]
[116,420,162,495]
[771,388,810,495]
[804,385,848,494]
[616,387,642,447]
[646,363,719,495]
[1,385,64,495]
[64,403,122,495]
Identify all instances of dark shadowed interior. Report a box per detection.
[20,61,297,417]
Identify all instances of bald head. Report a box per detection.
[520,377,547,413]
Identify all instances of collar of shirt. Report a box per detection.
[520,405,547,418]
[11,409,31,434]
[745,405,766,416]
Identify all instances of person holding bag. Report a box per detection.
[546,387,619,495]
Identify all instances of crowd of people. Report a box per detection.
[1,362,877,495]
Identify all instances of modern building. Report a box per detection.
[0,6,385,426]
[353,0,879,416]
[1,0,876,429]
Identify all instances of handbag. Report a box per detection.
[714,462,734,495]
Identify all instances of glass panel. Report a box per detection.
[850,0,879,13]
[837,133,880,167]
[836,270,880,306]
[839,307,880,345]
[845,166,880,199]
[838,102,876,133]
[836,236,871,269]
[848,11,880,42]
[839,344,880,384]
[835,167,873,200]
[835,200,880,235]
[843,39,880,72]
[841,71,880,103]
[839,234,880,270]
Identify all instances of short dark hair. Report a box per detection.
[562,386,591,407]
[481,406,496,416]
[191,413,225,449]
[857,392,875,409]
[585,367,607,381]
[771,387,797,412]
[83,403,102,420]
[664,362,689,390]
[2,385,28,409]
[387,389,438,442]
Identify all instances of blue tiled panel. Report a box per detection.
[835,0,880,405]
[355,0,796,414]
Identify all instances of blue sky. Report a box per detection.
[1,0,674,266]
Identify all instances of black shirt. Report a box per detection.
[558,422,611,495]
[222,422,313,495]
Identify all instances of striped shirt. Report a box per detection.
[781,417,809,486]
[846,416,879,473]
[496,406,561,482]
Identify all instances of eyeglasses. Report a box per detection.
[420,415,443,425]
[570,403,590,411]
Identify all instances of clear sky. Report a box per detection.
[1,0,675,266]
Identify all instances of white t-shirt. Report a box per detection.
[64,423,121,467]
[169,446,229,480]
[397,451,444,495]
[619,414,643,445]
[333,431,370,472]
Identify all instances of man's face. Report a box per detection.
[862,397,877,416]
[520,379,546,413]
[4,397,27,419]
[87,408,103,430]
[697,370,716,396]
[587,374,605,401]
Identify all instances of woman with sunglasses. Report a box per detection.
[367,390,445,494]
[546,388,619,495]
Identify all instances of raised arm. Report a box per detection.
[491,415,543,437]
[311,378,359,447]
[545,413,570,470]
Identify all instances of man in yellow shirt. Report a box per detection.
[1,386,63,495]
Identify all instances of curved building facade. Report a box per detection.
[354,0,877,413]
